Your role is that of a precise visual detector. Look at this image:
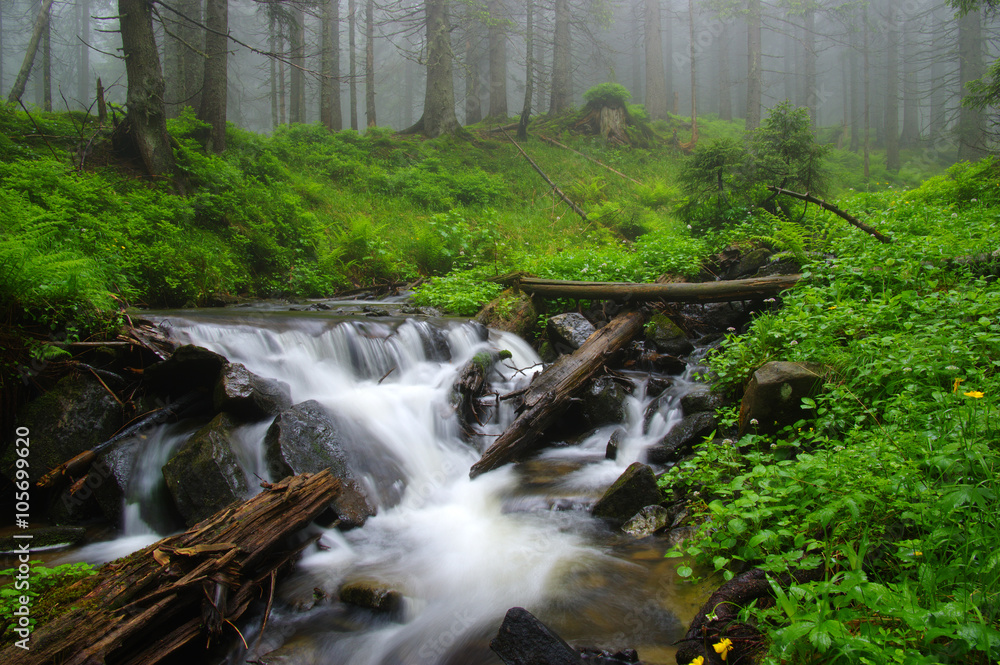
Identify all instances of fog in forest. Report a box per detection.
[2,0,997,158]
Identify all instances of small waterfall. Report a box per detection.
[64,311,706,663]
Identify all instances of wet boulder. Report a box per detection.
[738,361,830,436]
[644,313,694,357]
[162,413,250,526]
[605,427,627,460]
[145,344,228,395]
[577,377,629,430]
[477,290,539,340]
[624,341,686,375]
[621,505,672,538]
[591,463,662,524]
[213,362,292,421]
[547,313,596,351]
[338,579,405,614]
[726,247,773,280]
[265,400,376,529]
[646,412,718,465]
[680,386,728,415]
[679,301,752,335]
[491,607,583,665]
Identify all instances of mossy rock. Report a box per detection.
[476,290,538,339]
[644,313,693,356]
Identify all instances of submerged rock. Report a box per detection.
[338,579,404,614]
[491,607,583,665]
[645,412,718,465]
[162,413,249,526]
[547,313,596,351]
[265,400,376,528]
[738,361,830,436]
[605,427,627,460]
[680,386,728,415]
[213,362,292,420]
[577,376,629,430]
[591,463,662,524]
[145,344,228,395]
[644,313,694,357]
[621,505,672,538]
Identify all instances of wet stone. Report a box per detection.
[645,412,718,466]
[213,362,292,421]
[621,505,672,538]
[605,427,627,461]
[591,463,662,524]
[679,386,728,415]
[491,607,583,665]
[338,579,404,614]
[547,313,597,351]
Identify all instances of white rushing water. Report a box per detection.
[67,312,703,664]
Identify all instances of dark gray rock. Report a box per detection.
[162,413,249,526]
[680,386,728,415]
[755,257,801,277]
[213,362,292,420]
[265,401,376,528]
[621,505,672,538]
[605,427,627,460]
[591,463,662,524]
[579,377,628,429]
[644,313,694,356]
[0,526,86,553]
[738,361,830,436]
[477,290,540,340]
[145,344,228,395]
[491,607,583,665]
[726,247,773,279]
[338,579,404,614]
[547,313,596,351]
[624,341,686,375]
[646,412,718,465]
[679,301,752,334]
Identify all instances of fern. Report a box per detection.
[753,209,830,264]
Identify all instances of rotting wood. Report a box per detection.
[516,274,802,304]
[470,310,645,478]
[2,471,340,665]
[499,126,589,222]
[767,185,892,244]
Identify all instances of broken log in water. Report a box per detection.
[516,274,801,303]
[469,310,645,478]
[2,471,340,665]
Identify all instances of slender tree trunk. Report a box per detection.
[487,0,508,119]
[885,2,899,172]
[349,0,358,129]
[549,0,571,114]
[198,0,227,152]
[0,4,4,93]
[41,2,51,111]
[863,7,870,180]
[117,0,174,176]
[269,13,278,130]
[179,0,203,113]
[289,8,304,123]
[850,22,860,152]
[517,0,534,139]
[403,57,414,126]
[957,7,986,161]
[644,0,667,120]
[77,0,90,104]
[930,11,946,141]
[320,0,342,130]
[804,8,816,127]
[411,0,459,136]
[900,18,919,148]
[715,22,730,121]
[7,0,54,103]
[465,19,482,124]
[783,26,795,103]
[278,34,286,125]
[631,0,641,103]
[365,0,375,127]
[746,0,761,130]
[688,0,696,129]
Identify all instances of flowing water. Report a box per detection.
[62,309,710,664]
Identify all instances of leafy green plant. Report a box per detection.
[583,82,632,108]
[0,562,95,639]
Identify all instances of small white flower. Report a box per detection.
[789,340,798,346]
[693,491,701,496]
[946,365,960,371]
[722,439,734,446]
[687,224,693,229]
[764,297,776,303]
[769,443,776,449]
[903,367,912,372]
[727,327,736,332]
[750,418,759,426]
[952,213,959,218]
[971,198,978,202]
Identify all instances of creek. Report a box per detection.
[61,307,711,664]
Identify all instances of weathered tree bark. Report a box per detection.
[549,0,571,114]
[403,0,460,137]
[643,0,667,120]
[746,0,762,130]
[1,471,340,665]
[516,274,802,303]
[516,0,534,139]
[464,9,483,125]
[885,2,900,172]
[804,7,816,128]
[501,127,587,221]
[320,0,342,131]
[718,22,732,121]
[899,18,919,149]
[198,0,228,152]
[116,0,175,177]
[269,13,278,129]
[487,0,508,119]
[289,8,305,123]
[365,0,376,127]
[349,0,358,130]
[41,1,52,111]
[957,6,987,161]
[470,311,646,478]
[6,0,55,103]
[766,185,892,244]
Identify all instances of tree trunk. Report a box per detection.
[900,17,919,149]
[688,0,696,137]
[804,8,816,127]
[464,17,482,125]
[863,7,870,180]
[41,2,52,111]
[885,1,900,172]
[365,0,375,127]
[515,274,802,302]
[470,311,646,478]
[269,13,278,130]
[178,0,203,113]
[116,0,175,177]
[517,0,534,139]
[850,22,860,152]
[404,55,414,126]
[0,471,341,665]
[198,0,228,152]
[929,11,947,141]
[349,0,358,130]
[290,8,305,123]
[487,0,508,119]
[719,22,731,121]
[644,0,667,120]
[549,0,571,114]
[957,7,986,161]
[746,0,762,130]
[407,0,459,137]
[320,0,342,130]
[6,0,55,103]
[278,31,287,125]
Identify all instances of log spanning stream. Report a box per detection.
[62,308,712,664]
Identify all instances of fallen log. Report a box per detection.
[500,126,589,222]
[2,471,340,665]
[470,310,645,478]
[516,274,801,303]
[766,185,892,244]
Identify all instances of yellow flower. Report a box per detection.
[963,390,985,399]
[828,305,837,310]
[713,637,734,661]
[689,658,705,665]
[953,378,965,393]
